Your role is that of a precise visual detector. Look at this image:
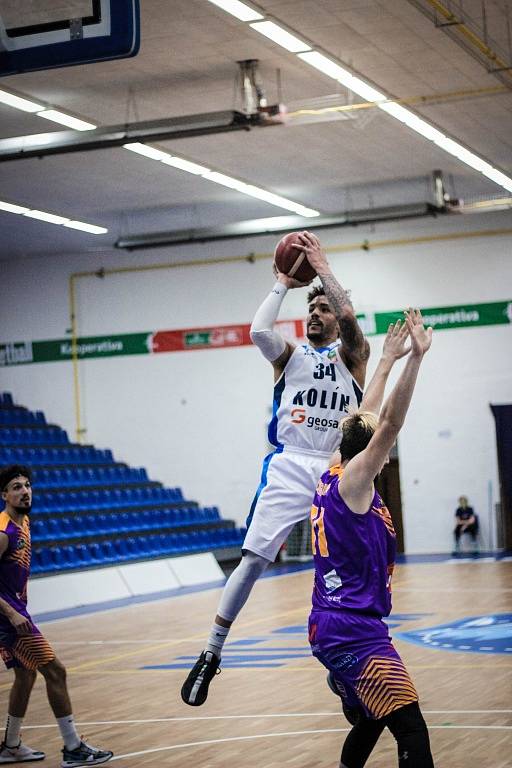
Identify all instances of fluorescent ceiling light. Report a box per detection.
[0,89,44,113]
[250,21,311,52]
[480,168,512,192]
[37,110,96,131]
[23,210,70,225]
[64,220,108,234]
[202,171,248,191]
[125,146,319,215]
[242,184,319,216]
[0,200,30,214]
[297,51,351,81]
[378,103,445,141]
[123,142,169,161]
[0,200,107,234]
[202,171,319,215]
[160,155,209,174]
[207,0,263,21]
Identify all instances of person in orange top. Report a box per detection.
[0,465,113,767]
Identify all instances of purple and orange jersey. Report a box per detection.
[310,465,396,617]
[0,511,55,670]
[309,466,418,719]
[0,510,31,616]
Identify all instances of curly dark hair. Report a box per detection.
[306,284,326,304]
[0,465,32,491]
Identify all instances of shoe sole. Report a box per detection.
[0,757,46,764]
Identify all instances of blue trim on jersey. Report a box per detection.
[352,379,363,407]
[245,446,283,530]
[267,373,286,448]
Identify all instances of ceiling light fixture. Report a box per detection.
[23,210,70,225]
[0,89,44,113]
[207,0,263,22]
[64,220,108,234]
[125,143,319,216]
[36,110,97,131]
[249,21,311,52]
[0,201,30,214]
[0,199,107,234]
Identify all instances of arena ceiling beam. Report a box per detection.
[0,110,262,161]
[115,203,444,250]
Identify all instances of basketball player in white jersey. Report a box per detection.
[181,230,370,706]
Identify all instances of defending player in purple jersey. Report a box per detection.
[308,309,435,768]
[0,465,113,767]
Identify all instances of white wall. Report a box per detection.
[1,211,511,553]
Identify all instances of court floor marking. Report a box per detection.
[103,724,512,761]
[0,604,311,692]
[18,709,512,729]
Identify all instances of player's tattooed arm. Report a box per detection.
[295,231,370,383]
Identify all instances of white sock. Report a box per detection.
[205,623,230,657]
[4,714,23,748]
[57,715,80,751]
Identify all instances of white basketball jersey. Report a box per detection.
[268,342,363,454]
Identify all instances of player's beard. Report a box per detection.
[306,322,325,342]
[14,504,31,516]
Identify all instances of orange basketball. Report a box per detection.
[274,232,317,283]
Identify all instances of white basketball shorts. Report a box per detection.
[242,446,332,562]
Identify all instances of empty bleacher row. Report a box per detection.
[0,446,114,466]
[31,465,149,490]
[32,528,244,574]
[33,485,185,514]
[0,391,245,576]
[31,506,223,542]
[0,408,46,426]
[0,426,69,445]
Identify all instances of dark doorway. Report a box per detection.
[375,451,405,554]
[490,404,512,550]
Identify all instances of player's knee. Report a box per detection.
[40,657,67,684]
[385,702,428,738]
[14,667,37,688]
[242,551,271,580]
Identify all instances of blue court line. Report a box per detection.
[142,662,283,669]
[176,653,310,662]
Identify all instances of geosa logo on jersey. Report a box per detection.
[290,387,351,432]
[291,408,340,430]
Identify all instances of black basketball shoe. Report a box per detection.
[181,650,221,706]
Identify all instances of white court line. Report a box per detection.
[20,710,512,728]
[397,586,512,592]
[108,724,512,760]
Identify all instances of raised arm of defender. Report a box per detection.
[360,319,411,414]
[294,231,370,386]
[339,309,432,514]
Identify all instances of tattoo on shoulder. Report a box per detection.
[319,273,366,355]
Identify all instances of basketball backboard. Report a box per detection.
[0,0,140,76]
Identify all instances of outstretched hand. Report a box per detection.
[273,261,312,289]
[382,319,410,361]
[404,308,433,356]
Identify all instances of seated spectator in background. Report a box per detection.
[453,496,479,554]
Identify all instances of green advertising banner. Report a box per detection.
[374,301,512,334]
[1,300,510,368]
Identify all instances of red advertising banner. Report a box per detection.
[151,319,305,354]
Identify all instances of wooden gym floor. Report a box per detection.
[0,559,510,767]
